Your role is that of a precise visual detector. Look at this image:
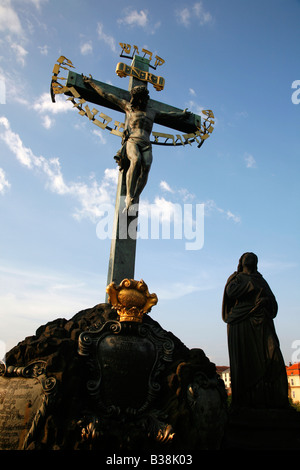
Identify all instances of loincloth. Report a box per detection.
[114,135,152,170]
[126,136,152,152]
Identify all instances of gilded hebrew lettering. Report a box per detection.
[118,44,165,69]
[111,120,125,137]
[175,134,185,145]
[92,112,112,130]
[202,110,214,119]
[82,104,94,119]
[152,132,175,145]
[68,86,81,99]
[142,48,153,61]
[154,56,165,68]
[133,45,139,56]
[119,43,131,55]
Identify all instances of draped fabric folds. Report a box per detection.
[222,269,288,409]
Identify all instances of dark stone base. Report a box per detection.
[4,303,228,451]
[223,406,300,450]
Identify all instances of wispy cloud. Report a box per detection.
[38,44,49,55]
[0,1,23,35]
[0,168,10,194]
[97,23,117,52]
[117,8,161,34]
[159,180,195,202]
[0,0,48,68]
[118,9,149,27]
[0,1,31,66]
[0,116,118,221]
[146,180,239,227]
[204,199,241,223]
[80,41,93,56]
[160,180,174,193]
[155,281,206,301]
[186,99,204,116]
[176,2,213,27]
[10,42,28,66]
[32,92,72,128]
[244,153,256,168]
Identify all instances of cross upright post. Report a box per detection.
[106,55,151,291]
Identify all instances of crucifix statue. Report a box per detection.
[50,44,214,292]
[82,77,191,212]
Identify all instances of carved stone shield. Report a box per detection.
[78,320,174,417]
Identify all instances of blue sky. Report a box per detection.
[0,0,300,366]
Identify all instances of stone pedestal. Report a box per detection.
[3,303,228,451]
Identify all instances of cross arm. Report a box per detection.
[65,71,201,134]
[66,71,130,114]
[150,100,200,133]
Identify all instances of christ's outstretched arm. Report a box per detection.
[157,108,192,120]
[82,75,129,112]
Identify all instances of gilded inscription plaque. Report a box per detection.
[0,361,57,450]
[0,376,44,450]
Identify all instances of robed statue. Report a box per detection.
[222,252,289,409]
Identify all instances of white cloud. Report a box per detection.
[0,68,29,105]
[80,41,93,55]
[159,180,195,202]
[176,2,212,27]
[41,114,54,129]
[33,92,70,115]
[0,116,118,221]
[176,7,190,27]
[0,1,22,35]
[0,168,10,194]
[155,281,204,301]
[92,128,107,145]
[244,153,256,168]
[204,199,241,223]
[97,23,117,52]
[0,116,32,167]
[193,2,213,24]
[32,92,72,128]
[11,42,28,66]
[148,196,181,223]
[160,180,174,193]
[0,1,29,66]
[225,210,241,223]
[38,44,49,55]
[118,9,148,27]
[0,1,47,67]
[187,99,204,116]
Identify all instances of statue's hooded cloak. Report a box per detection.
[222,253,288,408]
